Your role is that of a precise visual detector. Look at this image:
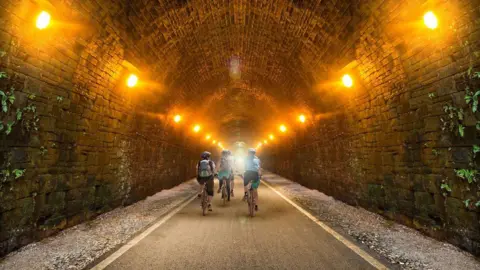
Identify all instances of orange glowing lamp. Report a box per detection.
[127,74,138,88]
[342,74,353,88]
[193,125,201,133]
[299,114,306,123]
[424,11,438,30]
[173,115,182,123]
[36,11,51,30]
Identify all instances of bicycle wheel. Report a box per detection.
[248,190,254,217]
[222,180,227,205]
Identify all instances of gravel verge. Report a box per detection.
[262,172,480,270]
[0,180,198,270]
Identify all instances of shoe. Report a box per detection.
[255,205,258,211]
[208,204,212,211]
[231,190,234,197]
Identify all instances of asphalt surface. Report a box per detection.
[102,177,378,270]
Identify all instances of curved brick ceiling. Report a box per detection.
[113,0,370,144]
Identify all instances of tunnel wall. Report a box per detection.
[263,1,480,255]
[0,1,199,257]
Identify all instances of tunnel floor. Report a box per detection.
[98,177,379,270]
[0,174,478,270]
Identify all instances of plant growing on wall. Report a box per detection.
[441,65,480,209]
[0,49,40,188]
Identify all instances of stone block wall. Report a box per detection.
[263,0,480,255]
[0,0,199,257]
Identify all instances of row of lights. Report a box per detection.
[35,10,225,151]
[172,115,224,149]
[255,116,305,149]
[34,9,439,151]
[254,11,439,150]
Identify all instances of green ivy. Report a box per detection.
[455,169,477,184]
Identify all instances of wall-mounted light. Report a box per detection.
[127,74,138,88]
[342,74,353,88]
[263,140,268,144]
[424,11,438,30]
[193,125,201,133]
[36,11,51,30]
[173,114,182,123]
[206,134,211,140]
[269,134,275,140]
[279,125,287,133]
[298,114,306,123]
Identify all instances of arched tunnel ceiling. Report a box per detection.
[113,0,371,144]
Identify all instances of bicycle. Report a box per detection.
[201,182,208,216]
[220,177,231,205]
[246,181,256,217]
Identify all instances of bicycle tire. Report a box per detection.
[248,190,254,217]
[222,180,227,205]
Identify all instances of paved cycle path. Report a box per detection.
[98,176,384,270]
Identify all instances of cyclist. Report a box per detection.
[197,151,216,211]
[217,150,233,198]
[243,148,261,211]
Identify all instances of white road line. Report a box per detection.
[261,179,389,270]
[91,194,197,270]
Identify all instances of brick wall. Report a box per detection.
[264,0,480,255]
[0,0,199,256]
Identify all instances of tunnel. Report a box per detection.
[1,0,480,266]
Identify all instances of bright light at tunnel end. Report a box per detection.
[342,74,353,88]
[36,11,51,30]
[127,74,138,88]
[424,11,438,30]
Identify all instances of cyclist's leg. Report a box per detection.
[243,171,251,199]
[230,170,234,192]
[206,176,214,209]
[197,177,204,197]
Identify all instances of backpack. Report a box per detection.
[219,157,231,171]
[198,160,213,177]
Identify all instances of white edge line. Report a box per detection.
[91,194,197,270]
[261,179,389,270]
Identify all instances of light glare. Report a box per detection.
[206,135,211,140]
[279,125,287,133]
[173,114,182,123]
[127,74,138,88]
[269,134,275,140]
[424,11,438,30]
[36,11,51,30]
[342,74,353,88]
[193,125,201,133]
[299,114,306,123]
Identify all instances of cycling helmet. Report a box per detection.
[248,148,256,154]
[201,151,211,159]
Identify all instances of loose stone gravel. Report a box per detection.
[262,172,480,270]
[0,180,198,270]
